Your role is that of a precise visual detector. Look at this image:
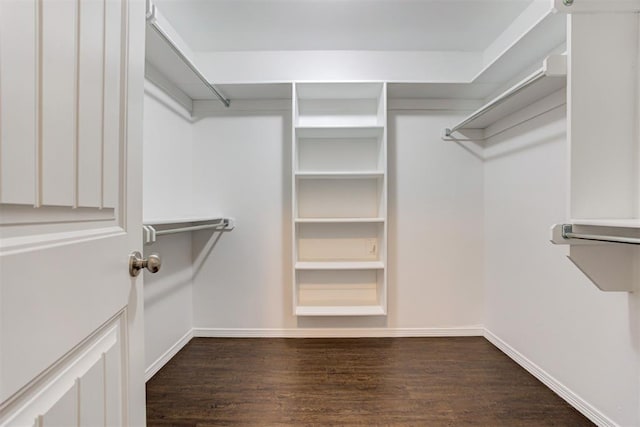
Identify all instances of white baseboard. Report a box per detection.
[193,326,485,338]
[483,329,617,427]
[145,329,194,382]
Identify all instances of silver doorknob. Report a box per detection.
[129,251,162,277]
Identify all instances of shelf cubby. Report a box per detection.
[296,129,384,173]
[296,222,383,263]
[296,178,384,219]
[295,83,385,128]
[295,270,385,316]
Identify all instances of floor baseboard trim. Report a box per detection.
[483,329,617,427]
[145,329,194,382]
[193,327,485,338]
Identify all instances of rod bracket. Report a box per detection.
[145,2,156,22]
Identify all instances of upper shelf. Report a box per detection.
[146,2,566,106]
[443,54,566,139]
[145,1,230,111]
[569,219,640,229]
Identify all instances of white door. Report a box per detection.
[0,0,146,425]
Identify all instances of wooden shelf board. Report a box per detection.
[570,219,640,229]
[295,82,384,100]
[295,171,384,179]
[472,10,566,85]
[295,218,385,224]
[295,126,384,139]
[295,305,386,316]
[295,261,384,270]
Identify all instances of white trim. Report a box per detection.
[483,329,618,427]
[144,329,194,382]
[193,327,485,338]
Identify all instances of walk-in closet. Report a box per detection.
[0,0,639,425]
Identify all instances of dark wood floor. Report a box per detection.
[146,337,593,426]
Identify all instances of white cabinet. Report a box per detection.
[292,83,388,316]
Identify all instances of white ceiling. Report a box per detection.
[153,0,534,52]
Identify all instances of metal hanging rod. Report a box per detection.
[155,219,229,237]
[146,4,230,108]
[561,224,640,246]
[143,218,233,244]
[442,103,564,142]
[444,68,546,138]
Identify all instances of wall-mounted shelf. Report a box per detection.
[443,54,566,140]
[553,9,640,295]
[295,261,385,270]
[388,4,566,101]
[145,1,229,112]
[295,218,385,224]
[143,216,234,245]
[295,171,384,180]
[569,219,640,229]
[295,305,386,317]
[295,126,384,138]
[550,223,638,292]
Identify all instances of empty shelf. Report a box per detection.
[444,54,566,137]
[295,171,384,179]
[295,218,385,224]
[295,305,386,316]
[295,261,384,270]
[145,1,229,108]
[295,126,384,138]
[569,219,640,229]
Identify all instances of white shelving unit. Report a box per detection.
[292,82,388,316]
[550,8,640,293]
[443,54,567,140]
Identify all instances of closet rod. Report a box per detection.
[444,68,545,137]
[154,219,229,237]
[146,4,230,108]
[561,224,640,246]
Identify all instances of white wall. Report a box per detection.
[387,111,484,328]
[483,92,640,426]
[142,81,195,372]
[190,108,485,331]
[142,81,194,219]
[196,51,480,84]
[191,112,294,329]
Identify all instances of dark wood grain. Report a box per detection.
[146,337,593,426]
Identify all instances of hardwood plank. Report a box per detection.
[146,337,593,426]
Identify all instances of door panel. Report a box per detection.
[0,318,125,427]
[0,0,37,205]
[41,0,77,207]
[0,233,129,403]
[0,0,145,425]
[77,0,106,208]
[41,384,77,427]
